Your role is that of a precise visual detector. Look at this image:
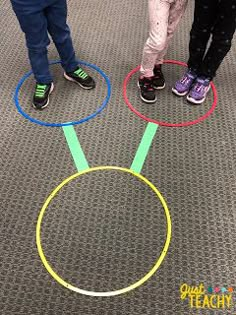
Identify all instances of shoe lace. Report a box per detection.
[193,79,209,93]
[180,74,192,86]
[35,84,47,98]
[193,82,204,93]
[74,68,88,79]
[144,80,154,91]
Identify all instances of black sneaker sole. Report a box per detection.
[137,82,157,104]
[64,73,95,90]
[32,83,54,110]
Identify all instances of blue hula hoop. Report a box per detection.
[14,60,111,127]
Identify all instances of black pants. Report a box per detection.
[188,0,236,79]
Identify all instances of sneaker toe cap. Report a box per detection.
[33,98,47,109]
[174,83,186,93]
[84,77,96,88]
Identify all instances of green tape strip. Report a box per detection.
[62,126,89,172]
[130,122,158,174]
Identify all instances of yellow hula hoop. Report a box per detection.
[36,166,172,297]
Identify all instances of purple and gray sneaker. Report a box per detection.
[187,77,211,105]
[172,69,197,96]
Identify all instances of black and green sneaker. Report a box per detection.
[33,83,54,110]
[64,67,96,89]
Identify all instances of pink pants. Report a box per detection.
[140,0,188,77]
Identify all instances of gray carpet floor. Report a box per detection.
[0,0,236,314]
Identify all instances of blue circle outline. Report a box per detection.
[14,60,111,127]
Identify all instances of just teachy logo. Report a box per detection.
[180,283,234,309]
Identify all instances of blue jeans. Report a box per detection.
[11,0,78,84]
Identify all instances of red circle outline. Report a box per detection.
[123,60,218,127]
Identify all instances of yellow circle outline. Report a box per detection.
[36,166,172,297]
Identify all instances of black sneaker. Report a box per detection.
[33,83,54,110]
[64,67,96,89]
[138,77,157,104]
[152,64,165,90]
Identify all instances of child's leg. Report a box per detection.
[11,3,52,84]
[140,0,170,77]
[45,0,78,73]
[185,0,236,105]
[187,0,216,74]
[199,0,236,79]
[156,0,188,64]
[45,0,95,90]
